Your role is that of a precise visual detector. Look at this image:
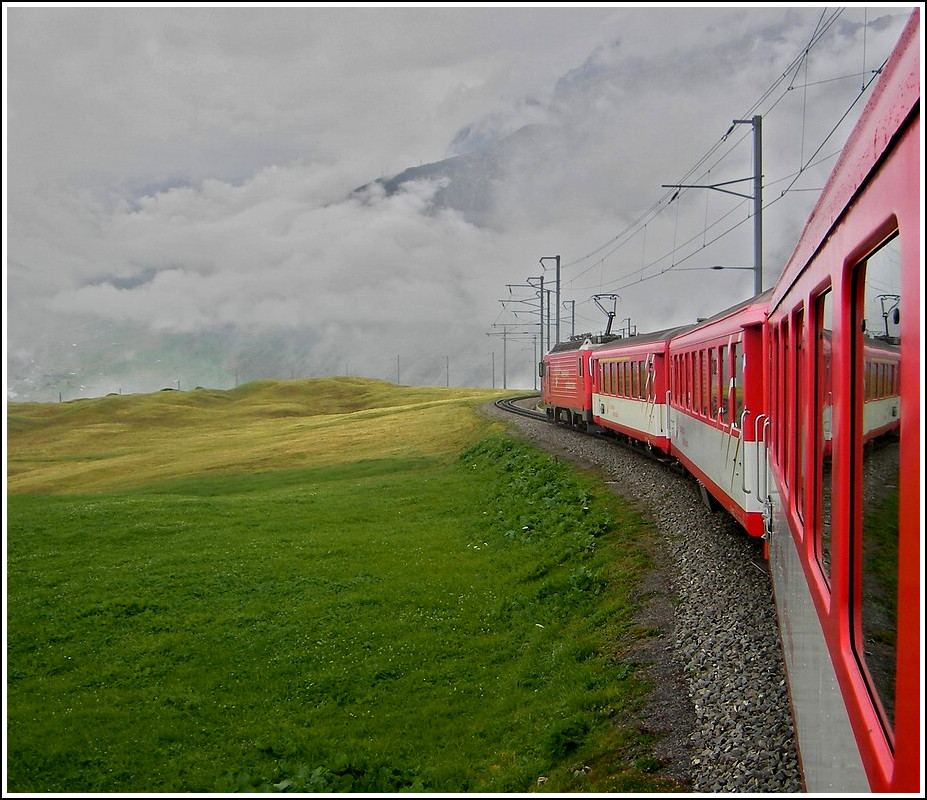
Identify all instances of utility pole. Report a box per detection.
[733,115,763,295]
[563,300,576,339]
[488,324,535,389]
[505,278,546,354]
[662,115,763,296]
[533,335,538,391]
[540,256,561,345]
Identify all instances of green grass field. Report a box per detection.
[6,379,680,793]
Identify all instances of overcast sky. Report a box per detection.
[3,3,919,400]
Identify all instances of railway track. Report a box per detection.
[497,393,680,472]
[494,393,545,420]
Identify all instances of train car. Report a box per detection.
[589,325,694,454]
[541,335,615,428]
[666,292,771,540]
[762,9,920,793]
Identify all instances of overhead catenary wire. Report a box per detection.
[562,8,849,280]
[565,10,894,300]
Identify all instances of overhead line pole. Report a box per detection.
[663,115,763,296]
[488,324,540,390]
[736,115,763,296]
[540,256,561,346]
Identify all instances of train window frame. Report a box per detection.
[695,351,702,415]
[732,341,744,425]
[776,317,791,489]
[718,344,729,424]
[686,352,693,411]
[850,230,901,745]
[795,307,807,523]
[767,323,782,464]
[813,286,834,585]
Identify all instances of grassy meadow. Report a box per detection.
[6,379,679,793]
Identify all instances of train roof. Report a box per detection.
[547,334,621,354]
[691,288,772,328]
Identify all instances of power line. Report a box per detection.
[562,8,854,282]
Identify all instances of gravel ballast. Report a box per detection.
[485,402,804,792]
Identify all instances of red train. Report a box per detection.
[540,9,920,793]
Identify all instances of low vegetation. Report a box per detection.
[6,379,679,793]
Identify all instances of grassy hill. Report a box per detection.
[6,378,510,494]
[6,379,678,793]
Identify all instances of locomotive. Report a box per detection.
[540,9,920,793]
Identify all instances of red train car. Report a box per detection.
[666,293,770,540]
[589,325,693,454]
[763,9,920,792]
[541,336,616,428]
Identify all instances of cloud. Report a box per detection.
[4,5,916,401]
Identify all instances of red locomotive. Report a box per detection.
[540,337,599,429]
[540,8,921,792]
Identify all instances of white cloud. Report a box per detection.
[4,4,917,400]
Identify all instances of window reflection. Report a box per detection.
[855,234,901,738]
[816,290,833,582]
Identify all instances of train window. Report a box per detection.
[852,233,901,739]
[690,353,696,410]
[769,327,779,463]
[732,342,744,424]
[796,308,806,522]
[701,350,710,416]
[682,354,687,409]
[719,345,730,423]
[780,320,789,487]
[815,289,833,582]
[685,353,692,410]
[709,348,719,419]
[695,352,702,414]
[694,352,700,414]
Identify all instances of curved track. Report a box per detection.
[497,393,681,472]
[494,394,546,420]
